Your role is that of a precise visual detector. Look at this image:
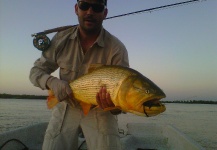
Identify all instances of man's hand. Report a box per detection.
[96,86,115,109]
[96,86,121,115]
[46,77,74,102]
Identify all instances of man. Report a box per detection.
[29,0,129,149]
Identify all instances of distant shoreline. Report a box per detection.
[162,100,217,104]
[0,93,46,100]
[0,93,216,104]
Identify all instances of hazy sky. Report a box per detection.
[0,0,216,101]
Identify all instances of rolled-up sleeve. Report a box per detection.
[29,57,58,90]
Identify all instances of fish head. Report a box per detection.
[119,74,166,117]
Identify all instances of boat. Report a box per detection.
[0,122,204,150]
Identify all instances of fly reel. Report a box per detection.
[32,33,51,51]
[31,25,74,51]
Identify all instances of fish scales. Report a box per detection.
[70,66,133,105]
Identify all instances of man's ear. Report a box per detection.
[75,4,78,15]
[103,8,108,19]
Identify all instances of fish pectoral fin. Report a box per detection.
[103,106,121,111]
[80,102,93,116]
[47,90,59,109]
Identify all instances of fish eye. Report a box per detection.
[133,84,150,94]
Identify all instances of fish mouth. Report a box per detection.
[143,99,162,108]
[143,99,166,117]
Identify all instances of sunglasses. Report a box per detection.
[78,1,106,13]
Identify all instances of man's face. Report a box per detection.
[75,0,108,33]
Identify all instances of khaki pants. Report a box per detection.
[42,102,121,150]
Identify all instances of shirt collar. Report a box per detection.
[95,28,105,47]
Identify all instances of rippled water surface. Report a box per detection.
[0,99,216,149]
[0,99,51,132]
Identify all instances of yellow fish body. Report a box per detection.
[48,65,166,117]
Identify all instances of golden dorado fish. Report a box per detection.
[47,65,166,117]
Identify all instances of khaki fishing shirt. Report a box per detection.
[30,25,129,91]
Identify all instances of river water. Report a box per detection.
[0,99,216,150]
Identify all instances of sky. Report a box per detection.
[0,0,216,101]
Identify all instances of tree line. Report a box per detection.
[0,93,47,99]
[162,100,217,104]
[0,93,216,104]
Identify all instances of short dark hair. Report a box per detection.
[77,0,107,6]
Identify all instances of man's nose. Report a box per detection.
[86,7,94,14]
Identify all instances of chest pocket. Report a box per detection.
[59,63,79,82]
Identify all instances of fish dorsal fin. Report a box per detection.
[88,64,104,73]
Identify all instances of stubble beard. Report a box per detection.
[78,16,103,35]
